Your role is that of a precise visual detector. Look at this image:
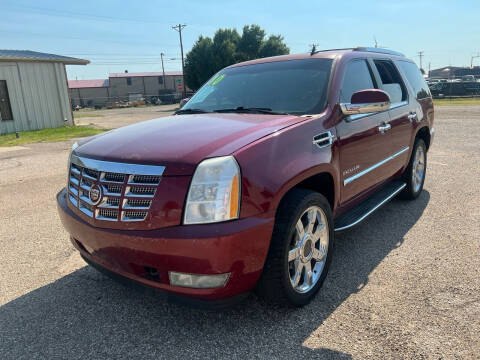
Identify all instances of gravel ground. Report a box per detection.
[0,106,479,359]
[74,103,178,129]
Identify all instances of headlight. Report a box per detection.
[184,156,241,224]
[67,142,79,183]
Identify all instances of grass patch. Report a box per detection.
[434,98,480,106]
[74,113,104,118]
[0,125,107,147]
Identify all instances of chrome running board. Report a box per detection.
[334,180,406,232]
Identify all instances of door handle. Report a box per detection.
[408,112,418,122]
[378,123,391,133]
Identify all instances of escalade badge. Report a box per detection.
[89,184,103,205]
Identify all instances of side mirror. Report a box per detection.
[179,97,190,108]
[340,89,390,116]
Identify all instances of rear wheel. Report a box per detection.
[400,138,427,200]
[256,189,334,307]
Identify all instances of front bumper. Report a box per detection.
[56,188,275,301]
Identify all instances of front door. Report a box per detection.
[336,59,394,204]
[0,80,13,121]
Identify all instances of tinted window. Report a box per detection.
[373,60,407,103]
[184,59,333,115]
[126,77,132,86]
[340,60,375,103]
[398,61,431,99]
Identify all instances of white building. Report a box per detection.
[0,50,88,134]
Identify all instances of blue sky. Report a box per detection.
[2,0,479,80]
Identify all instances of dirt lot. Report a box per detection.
[0,106,479,359]
[73,104,178,129]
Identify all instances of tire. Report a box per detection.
[256,189,334,307]
[400,138,427,200]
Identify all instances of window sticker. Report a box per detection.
[210,74,225,86]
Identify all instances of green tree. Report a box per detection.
[212,28,240,70]
[259,35,290,58]
[236,25,266,62]
[184,25,290,90]
[183,36,215,91]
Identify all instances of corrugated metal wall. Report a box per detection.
[0,61,73,134]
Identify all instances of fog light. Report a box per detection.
[168,271,230,288]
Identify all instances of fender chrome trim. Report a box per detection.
[343,146,409,186]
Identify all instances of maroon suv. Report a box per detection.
[57,47,434,307]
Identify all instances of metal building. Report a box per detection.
[68,71,186,107]
[68,79,110,108]
[0,50,88,134]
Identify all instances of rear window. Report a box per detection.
[397,61,431,100]
[373,60,407,104]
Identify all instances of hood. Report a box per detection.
[75,113,303,176]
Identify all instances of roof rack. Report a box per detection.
[311,48,354,55]
[353,47,405,57]
[310,47,405,57]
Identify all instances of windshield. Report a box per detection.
[183,58,333,115]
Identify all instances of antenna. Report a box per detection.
[309,43,319,55]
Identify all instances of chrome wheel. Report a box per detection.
[412,145,425,192]
[288,206,329,294]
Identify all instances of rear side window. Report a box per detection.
[340,60,375,103]
[397,61,431,99]
[373,60,407,104]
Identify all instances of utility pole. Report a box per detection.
[172,24,187,99]
[471,53,480,68]
[309,43,319,55]
[417,51,424,71]
[160,52,166,89]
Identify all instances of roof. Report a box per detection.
[68,79,109,89]
[109,71,182,78]
[0,50,89,65]
[229,47,406,69]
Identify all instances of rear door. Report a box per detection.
[370,59,411,173]
[336,59,394,204]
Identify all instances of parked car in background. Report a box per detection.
[179,97,190,108]
[57,47,434,307]
[430,81,480,97]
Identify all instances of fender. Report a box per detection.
[235,115,340,219]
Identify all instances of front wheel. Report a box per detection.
[256,189,334,307]
[400,138,427,200]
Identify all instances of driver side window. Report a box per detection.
[340,60,376,103]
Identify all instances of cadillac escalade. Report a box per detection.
[57,47,434,307]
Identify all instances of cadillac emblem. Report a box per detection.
[89,184,103,205]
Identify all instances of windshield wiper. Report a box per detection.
[175,108,211,115]
[213,107,289,115]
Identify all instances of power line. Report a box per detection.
[3,4,164,23]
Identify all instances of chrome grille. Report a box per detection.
[68,154,165,222]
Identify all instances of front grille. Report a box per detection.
[68,155,165,222]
